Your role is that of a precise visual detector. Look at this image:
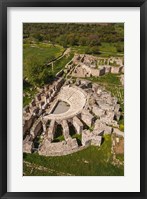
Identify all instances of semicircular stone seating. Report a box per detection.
[23,77,123,156]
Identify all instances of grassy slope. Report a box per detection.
[23,43,64,69]
[23,135,124,176]
[23,43,72,107]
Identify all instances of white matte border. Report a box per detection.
[7,7,140,192]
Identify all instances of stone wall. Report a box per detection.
[72,116,83,134]
[70,54,124,78]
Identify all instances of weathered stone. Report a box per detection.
[91,136,102,146]
[82,129,102,147]
[23,141,34,153]
[62,120,71,140]
[47,120,56,140]
[72,116,83,134]
[92,105,105,117]
[38,138,78,156]
[23,56,123,156]
[81,110,94,127]
[111,66,123,74]
[23,115,34,135]
[94,119,112,135]
[30,119,43,139]
[113,128,124,137]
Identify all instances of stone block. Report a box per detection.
[72,116,83,134]
[81,110,94,127]
[30,119,43,139]
[23,141,34,153]
[92,105,105,117]
[62,120,71,140]
[47,120,56,140]
[113,128,124,137]
[91,136,102,146]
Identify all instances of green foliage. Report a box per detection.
[23,43,65,86]
[51,53,74,76]
[23,135,124,176]
[115,43,124,53]
[119,124,124,131]
[88,73,121,85]
[23,23,124,47]
[116,154,124,162]
[24,56,49,86]
[33,33,44,42]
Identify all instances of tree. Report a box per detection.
[33,33,44,42]
[88,34,100,46]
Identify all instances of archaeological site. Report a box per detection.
[23,54,124,157]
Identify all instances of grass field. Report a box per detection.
[71,42,124,57]
[23,135,124,176]
[23,43,73,107]
[23,43,64,70]
[51,53,74,76]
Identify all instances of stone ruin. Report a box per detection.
[64,54,124,78]
[23,76,124,156]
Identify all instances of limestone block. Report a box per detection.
[81,110,94,127]
[23,115,34,135]
[92,105,105,117]
[30,119,42,139]
[113,128,124,137]
[99,67,105,76]
[98,101,114,111]
[111,66,122,74]
[72,116,83,134]
[23,141,34,153]
[91,136,102,146]
[94,119,112,135]
[47,120,56,140]
[115,112,121,121]
[104,65,111,73]
[82,129,102,147]
[81,130,91,146]
[91,69,100,77]
[62,120,71,140]
[66,138,78,149]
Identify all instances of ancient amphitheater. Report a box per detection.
[23,55,124,156]
[23,54,124,156]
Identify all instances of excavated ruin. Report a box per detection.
[23,79,123,156]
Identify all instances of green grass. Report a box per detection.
[99,42,117,53]
[23,135,124,176]
[51,53,74,76]
[23,43,64,71]
[71,42,124,57]
[23,43,74,106]
[116,154,124,162]
[86,73,121,85]
[23,81,37,107]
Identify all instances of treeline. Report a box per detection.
[23,23,124,47]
